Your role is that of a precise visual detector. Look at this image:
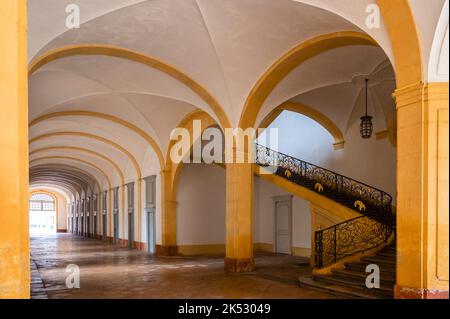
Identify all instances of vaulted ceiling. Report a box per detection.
[28,0,448,199]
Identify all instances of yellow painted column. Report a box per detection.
[0,0,30,298]
[157,169,178,256]
[225,160,255,272]
[395,82,449,299]
[137,179,143,248]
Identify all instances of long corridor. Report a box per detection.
[29,234,338,299]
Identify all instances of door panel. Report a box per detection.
[147,210,155,253]
[102,215,107,241]
[144,176,156,254]
[113,213,119,244]
[128,213,134,248]
[275,200,291,254]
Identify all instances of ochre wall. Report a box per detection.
[0,0,29,299]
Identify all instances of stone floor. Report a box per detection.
[30,234,341,299]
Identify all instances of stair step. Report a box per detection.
[298,276,393,299]
[377,252,396,258]
[368,253,395,260]
[313,274,394,294]
[331,269,395,285]
[345,262,396,275]
[361,256,396,265]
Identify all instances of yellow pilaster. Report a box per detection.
[395,82,449,299]
[225,162,255,272]
[137,180,142,245]
[121,186,125,240]
[157,169,178,256]
[0,0,30,298]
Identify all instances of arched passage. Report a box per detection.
[29,192,57,235]
[258,101,345,149]
[239,31,378,129]
[1,0,447,299]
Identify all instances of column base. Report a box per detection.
[155,245,178,256]
[224,258,255,273]
[119,239,129,247]
[395,285,449,299]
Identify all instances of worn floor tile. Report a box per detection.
[30,234,341,299]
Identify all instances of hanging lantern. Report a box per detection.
[360,79,373,139]
[360,115,373,138]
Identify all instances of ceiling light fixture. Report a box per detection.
[360,78,373,139]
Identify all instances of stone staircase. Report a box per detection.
[299,243,396,299]
[255,144,396,298]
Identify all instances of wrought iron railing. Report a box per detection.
[315,216,392,267]
[254,143,395,268]
[255,144,392,214]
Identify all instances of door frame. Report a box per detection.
[126,182,135,249]
[112,187,120,244]
[272,195,293,255]
[144,175,157,254]
[146,207,156,253]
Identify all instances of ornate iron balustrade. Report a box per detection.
[254,143,395,268]
[314,216,392,268]
[255,144,392,216]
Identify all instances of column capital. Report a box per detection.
[394,82,449,109]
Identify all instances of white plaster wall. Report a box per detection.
[55,192,68,230]
[254,176,311,250]
[257,111,396,202]
[175,163,311,251]
[176,164,226,245]
[121,174,161,244]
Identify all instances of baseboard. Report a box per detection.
[85,236,311,258]
[292,247,311,257]
[253,243,273,252]
[133,241,147,251]
[178,244,225,255]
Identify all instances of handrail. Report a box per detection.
[256,144,390,199]
[317,215,365,233]
[315,215,392,268]
[255,143,393,214]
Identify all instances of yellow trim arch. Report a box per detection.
[30,146,125,185]
[29,190,60,232]
[29,111,164,170]
[29,132,143,242]
[258,101,345,150]
[167,109,219,191]
[30,156,113,237]
[239,31,378,128]
[28,44,231,129]
[30,146,127,239]
[160,109,219,248]
[30,131,142,179]
[377,0,423,87]
[30,163,102,196]
[30,156,112,189]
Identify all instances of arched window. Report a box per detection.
[30,193,55,211]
